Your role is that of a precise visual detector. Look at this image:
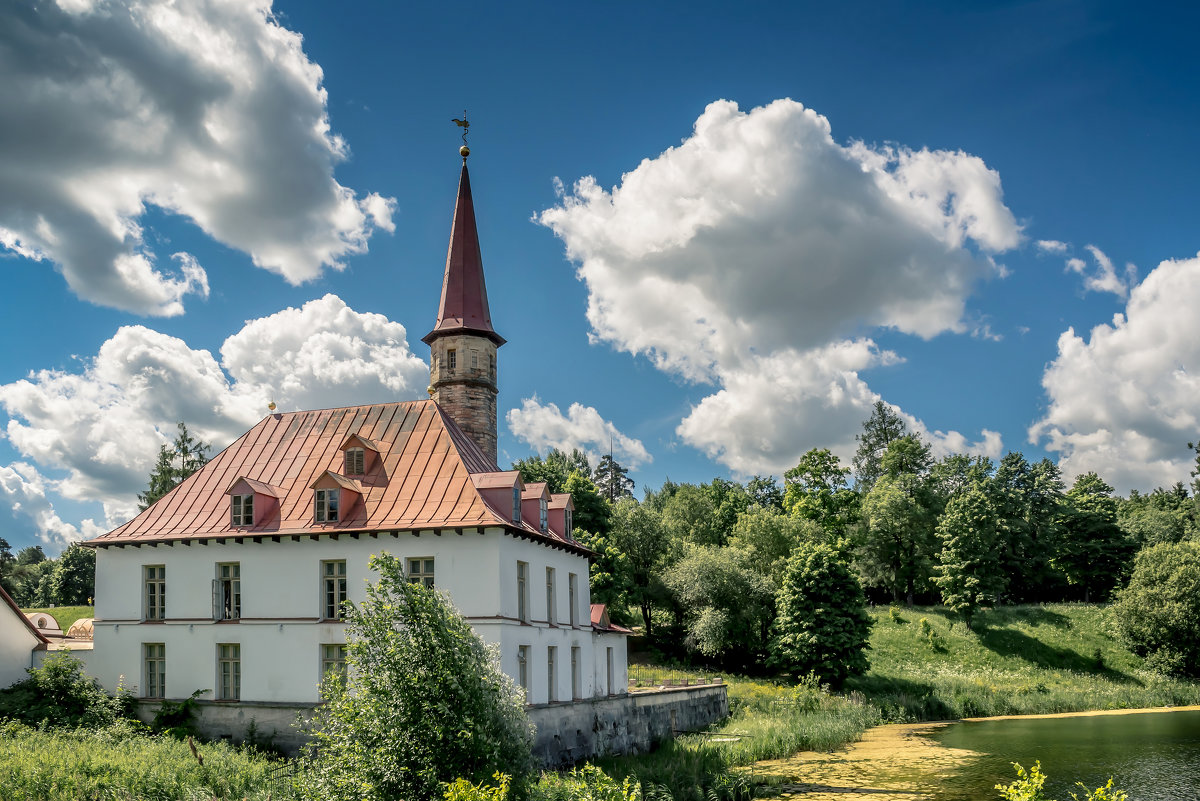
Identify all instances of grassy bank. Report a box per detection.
[0,720,296,801]
[852,603,1200,721]
[21,605,93,632]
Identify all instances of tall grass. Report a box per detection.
[0,720,296,801]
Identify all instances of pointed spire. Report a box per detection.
[423,153,505,347]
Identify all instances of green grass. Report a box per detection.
[21,605,93,632]
[850,603,1200,721]
[0,720,296,801]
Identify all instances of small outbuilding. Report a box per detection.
[0,586,49,687]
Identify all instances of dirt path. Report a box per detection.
[747,705,1200,800]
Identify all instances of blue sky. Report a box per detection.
[2,0,1199,553]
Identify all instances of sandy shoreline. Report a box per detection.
[748,705,1200,800]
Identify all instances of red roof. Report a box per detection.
[86,400,586,554]
[590,603,632,634]
[423,161,505,347]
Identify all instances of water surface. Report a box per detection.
[930,708,1200,800]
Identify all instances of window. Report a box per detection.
[547,646,557,702]
[516,561,529,622]
[217,563,240,620]
[568,573,578,627]
[539,498,548,533]
[471,351,478,368]
[144,643,165,699]
[545,567,556,625]
[606,647,614,696]
[144,565,165,620]
[447,348,457,370]
[321,644,347,681]
[217,643,240,700]
[517,645,530,702]
[322,560,347,619]
[231,494,254,527]
[565,508,573,539]
[407,557,434,588]
[489,354,495,380]
[512,485,521,523]
[315,488,339,522]
[344,447,365,476]
[571,646,581,700]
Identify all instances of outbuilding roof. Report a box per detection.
[86,400,587,554]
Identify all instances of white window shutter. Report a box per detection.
[212,578,220,621]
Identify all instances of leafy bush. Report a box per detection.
[533,765,644,801]
[150,688,206,738]
[1113,541,1200,677]
[996,761,1127,801]
[445,772,513,801]
[301,553,533,801]
[0,651,131,728]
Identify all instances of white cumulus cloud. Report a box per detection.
[537,99,1015,473]
[0,462,106,549]
[0,295,428,531]
[1030,252,1200,492]
[507,398,651,470]
[1065,245,1137,298]
[0,0,394,315]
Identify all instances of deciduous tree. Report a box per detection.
[934,483,1005,630]
[853,400,907,490]
[783,448,858,541]
[1114,541,1200,678]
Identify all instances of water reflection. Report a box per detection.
[930,709,1200,801]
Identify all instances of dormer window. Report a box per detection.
[447,348,457,370]
[539,498,548,533]
[344,447,365,476]
[315,488,339,522]
[512,485,522,523]
[565,508,573,539]
[231,494,254,527]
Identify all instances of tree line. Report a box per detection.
[513,402,1200,682]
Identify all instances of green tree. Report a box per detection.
[1119,484,1194,547]
[934,483,1005,630]
[661,484,725,547]
[573,529,632,620]
[608,498,676,635]
[853,400,908,490]
[562,470,612,536]
[1055,472,1133,602]
[783,448,859,540]
[729,505,817,587]
[746,475,784,511]
[771,542,872,687]
[593,454,634,502]
[1113,541,1200,677]
[46,544,95,605]
[703,477,751,538]
[663,545,775,667]
[0,537,13,597]
[303,553,532,801]
[138,422,211,510]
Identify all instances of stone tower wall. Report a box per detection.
[429,334,499,463]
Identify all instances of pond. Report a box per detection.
[930,708,1200,800]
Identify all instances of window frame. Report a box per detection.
[539,498,548,533]
[344,447,365,476]
[321,643,347,682]
[564,508,573,539]
[447,348,457,370]
[571,645,581,700]
[545,566,556,625]
[144,642,165,699]
[568,573,578,627]
[547,645,557,703]
[144,565,165,621]
[315,488,340,522]
[516,561,529,622]
[512,485,521,523]
[321,559,348,620]
[217,643,241,701]
[216,562,241,620]
[406,557,435,588]
[517,644,530,703]
[230,493,254,527]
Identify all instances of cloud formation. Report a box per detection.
[1066,245,1137,298]
[0,462,105,548]
[507,398,651,470]
[0,295,428,530]
[1030,252,1200,491]
[538,99,1017,473]
[0,0,394,315]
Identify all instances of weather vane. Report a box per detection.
[451,110,470,146]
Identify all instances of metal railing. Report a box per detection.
[627,664,724,689]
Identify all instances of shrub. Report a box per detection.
[996,762,1127,801]
[301,553,533,801]
[1113,541,1200,677]
[0,651,130,728]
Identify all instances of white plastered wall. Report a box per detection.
[0,604,39,688]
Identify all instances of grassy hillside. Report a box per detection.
[20,606,93,633]
[849,603,1200,721]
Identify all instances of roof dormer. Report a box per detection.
[547,493,575,541]
[225,477,285,529]
[309,471,363,524]
[469,470,524,525]
[521,482,551,534]
[339,433,381,477]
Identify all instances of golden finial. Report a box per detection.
[451,110,470,159]
[267,400,277,412]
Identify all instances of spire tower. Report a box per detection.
[424,144,505,465]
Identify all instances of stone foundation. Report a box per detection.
[527,685,729,766]
[136,684,728,765]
